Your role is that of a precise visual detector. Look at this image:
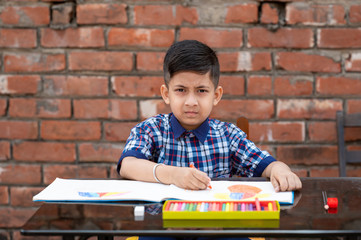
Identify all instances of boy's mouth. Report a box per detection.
[184,111,198,116]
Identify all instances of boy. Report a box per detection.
[117,40,302,193]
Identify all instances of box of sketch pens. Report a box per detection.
[162,200,280,228]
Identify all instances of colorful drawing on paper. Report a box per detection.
[213,184,271,200]
[78,191,130,198]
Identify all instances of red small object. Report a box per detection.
[327,197,338,209]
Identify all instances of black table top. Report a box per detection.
[21,177,361,238]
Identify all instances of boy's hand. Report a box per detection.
[263,161,302,192]
[170,166,211,190]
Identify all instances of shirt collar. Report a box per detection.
[170,113,209,143]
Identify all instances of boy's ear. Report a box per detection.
[160,84,170,104]
[213,86,223,106]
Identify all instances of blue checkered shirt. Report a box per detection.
[117,113,276,177]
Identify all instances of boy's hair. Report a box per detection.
[163,40,220,88]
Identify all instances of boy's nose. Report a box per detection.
[185,93,198,106]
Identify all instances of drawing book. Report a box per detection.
[33,178,294,205]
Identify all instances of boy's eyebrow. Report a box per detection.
[173,84,210,88]
[196,85,211,89]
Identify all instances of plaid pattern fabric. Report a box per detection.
[117,113,275,177]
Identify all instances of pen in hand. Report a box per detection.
[189,163,212,189]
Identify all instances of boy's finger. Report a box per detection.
[271,177,280,192]
[192,171,210,189]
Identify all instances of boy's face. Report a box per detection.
[161,71,223,130]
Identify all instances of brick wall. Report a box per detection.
[1,0,361,238]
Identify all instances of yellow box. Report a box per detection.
[162,200,280,228]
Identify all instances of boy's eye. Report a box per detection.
[198,89,207,93]
[175,89,185,92]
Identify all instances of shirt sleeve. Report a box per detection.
[116,121,156,173]
[228,124,276,177]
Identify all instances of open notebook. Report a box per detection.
[33,178,294,205]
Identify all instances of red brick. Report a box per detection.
[225,3,258,23]
[43,165,108,184]
[344,167,361,177]
[286,3,346,25]
[274,76,313,96]
[277,99,342,119]
[0,231,9,240]
[137,52,165,71]
[276,145,338,165]
[0,186,8,204]
[43,75,108,96]
[77,3,127,24]
[350,5,361,23]
[78,165,108,179]
[112,76,163,97]
[218,52,271,72]
[318,28,361,48]
[41,27,105,48]
[179,28,243,48]
[4,53,65,73]
[68,51,133,71]
[13,142,76,162]
[9,98,71,118]
[0,75,40,95]
[134,5,198,25]
[308,122,336,142]
[247,76,272,96]
[345,127,361,142]
[248,28,313,48]
[41,120,101,140]
[11,187,43,207]
[0,99,6,116]
[139,100,171,120]
[345,52,361,72]
[104,122,138,142]
[73,99,137,120]
[0,29,36,48]
[0,6,49,26]
[316,76,361,95]
[0,207,35,228]
[110,165,120,179]
[347,100,361,114]
[79,143,122,162]
[292,168,308,178]
[51,2,73,25]
[276,52,341,73]
[212,100,274,120]
[0,164,41,184]
[309,167,339,177]
[250,122,304,143]
[0,141,10,161]
[219,75,245,96]
[0,121,37,139]
[261,3,279,24]
[108,28,174,48]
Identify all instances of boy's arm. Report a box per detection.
[261,161,302,192]
[119,157,211,190]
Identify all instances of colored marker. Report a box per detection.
[165,202,171,211]
[241,203,246,212]
[268,202,273,211]
[188,203,193,211]
[222,203,226,212]
[255,198,261,211]
[272,201,277,211]
[189,163,212,189]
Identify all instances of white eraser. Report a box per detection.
[134,205,145,221]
